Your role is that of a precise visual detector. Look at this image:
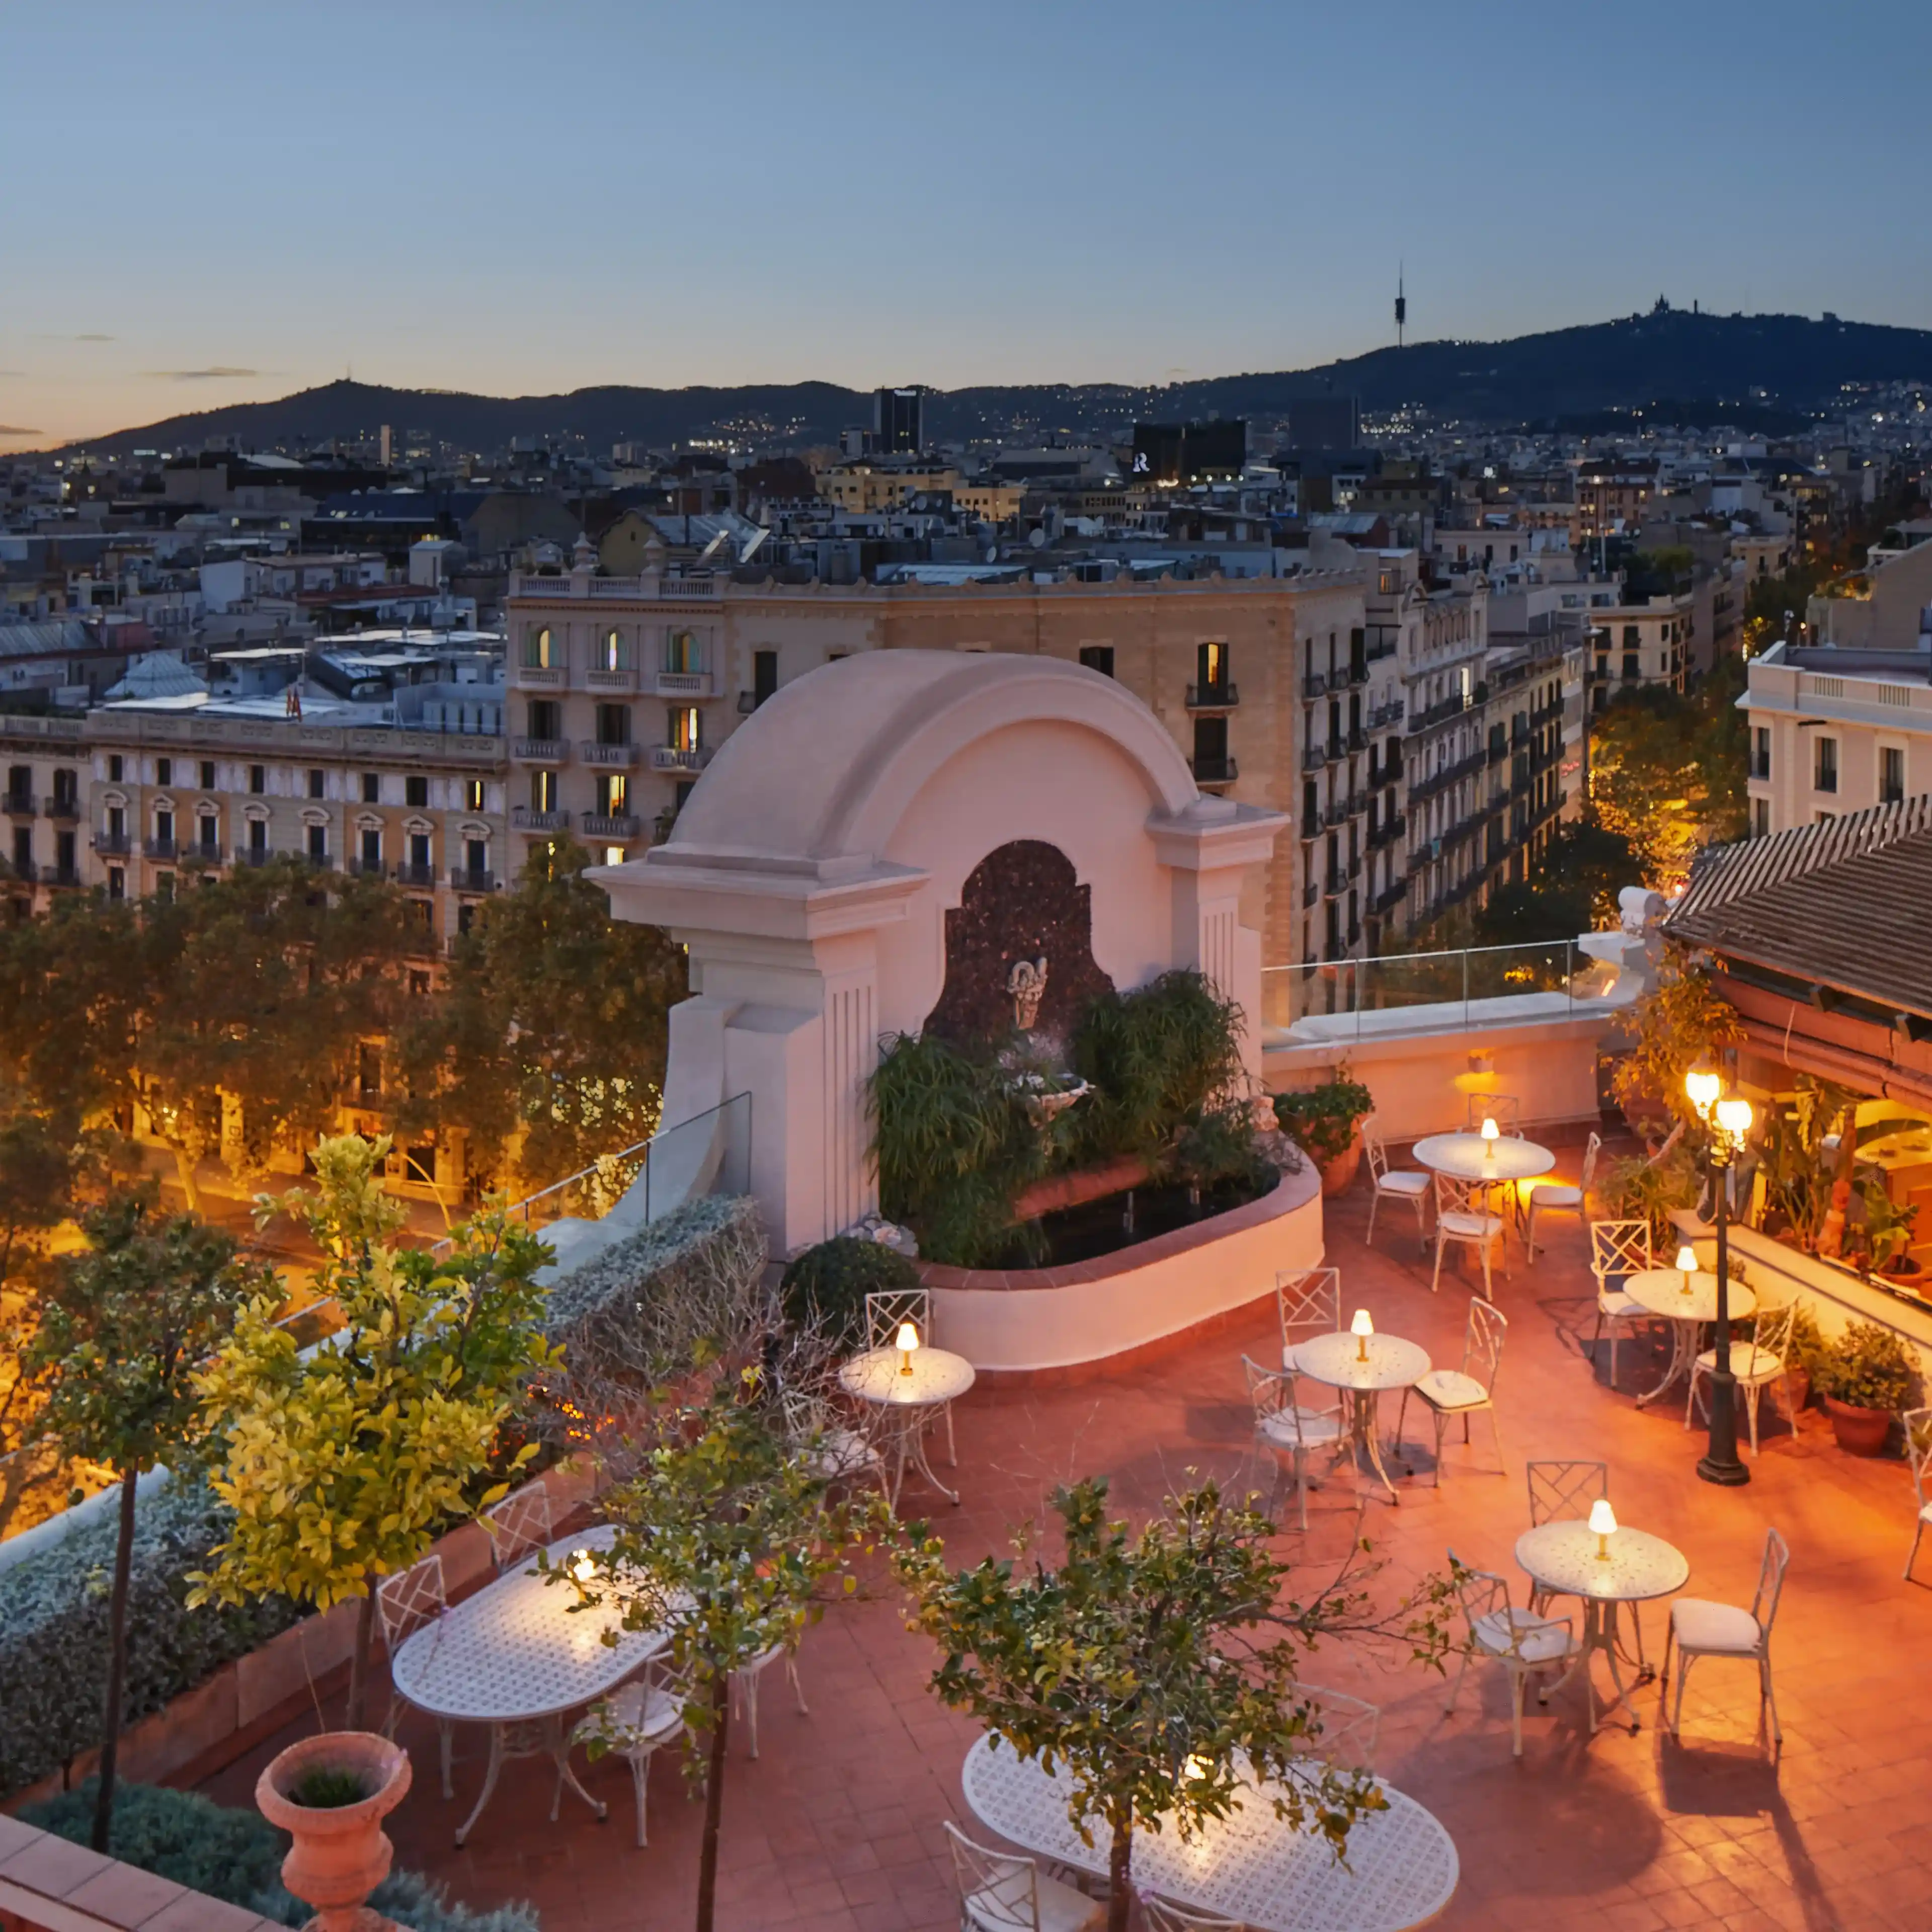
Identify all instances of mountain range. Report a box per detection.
[63,308,1932,457]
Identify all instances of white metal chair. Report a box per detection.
[1903,1408,1932,1582]
[1662,1527,1790,1746]
[1465,1094,1522,1132]
[1524,1459,1608,1617]
[481,1479,553,1574]
[943,1820,1106,1932]
[1525,1132,1600,1259]
[1363,1118,1430,1252]
[1275,1265,1340,1372]
[1398,1297,1506,1484]
[1241,1353,1343,1532]
[1687,1300,1796,1454]
[730,1636,810,1758]
[572,1658,691,1846]
[1294,1685,1380,1773]
[1137,1895,1248,1931]
[1430,1172,1506,1297]
[375,1554,456,1798]
[867,1285,955,1467]
[1444,1552,1578,1758]
[781,1384,888,1494]
[1588,1219,1653,1391]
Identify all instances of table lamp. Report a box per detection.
[1480,1117,1498,1171]
[1675,1244,1698,1297]
[567,1547,597,1602]
[1588,1497,1618,1561]
[896,1320,920,1377]
[1351,1308,1374,1361]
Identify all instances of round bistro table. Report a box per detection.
[961,1733,1459,1932]
[1623,1268,1759,1408]
[838,1344,977,1508]
[1294,1329,1432,1506]
[1410,1133,1555,1184]
[390,1525,675,1845]
[1515,1519,1688,1735]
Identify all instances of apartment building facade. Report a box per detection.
[1743,641,1932,837]
[1587,589,1695,707]
[1,711,88,911]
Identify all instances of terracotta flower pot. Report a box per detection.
[1821,1396,1893,1458]
[1785,1365,1811,1415]
[257,1731,411,1932]
[1317,1133,1363,1198]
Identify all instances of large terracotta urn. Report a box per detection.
[1317,1132,1363,1198]
[257,1731,411,1932]
[1821,1396,1893,1458]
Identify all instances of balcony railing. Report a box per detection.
[1301,745,1327,774]
[650,747,713,774]
[94,831,132,856]
[143,837,178,861]
[1190,754,1238,785]
[3,793,35,817]
[1407,693,1469,735]
[44,796,80,823]
[513,663,568,687]
[234,845,279,867]
[511,806,570,832]
[449,867,498,893]
[511,738,570,763]
[1369,811,1406,849]
[650,669,715,697]
[1185,681,1239,710]
[392,861,438,888]
[581,812,641,840]
[579,741,641,767]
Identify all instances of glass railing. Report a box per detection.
[1260,939,1623,1041]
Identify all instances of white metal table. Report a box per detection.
[838,1344,977,1507]
[1410,1133,1555,1185]
[390,1525,674,1845]
[1514,1519,1688,1735]
[961,1734,1458,1932]
[1293,1330,1431,1506]
[1623,1268,1758,1408]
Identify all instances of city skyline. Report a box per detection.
[4,0,1930,445]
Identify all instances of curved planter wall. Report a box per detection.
[921,1161,1323,1377]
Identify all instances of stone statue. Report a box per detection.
[1007,955,1049,1031]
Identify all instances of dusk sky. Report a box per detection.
[4,1,1928,447]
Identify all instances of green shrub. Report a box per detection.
[1814,1320,1918,1412]
[0,1478,304,1799]
[21,1782,541,1931]
[1598,1142,1701,1249]
[1271,1069,1374,1166]
[780,1237,919,1348]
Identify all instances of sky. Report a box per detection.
[4,0,1929,447]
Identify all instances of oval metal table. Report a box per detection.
[961,1734,1458,1932]
[390,1525,674,1845]
[1294,1329,1431,1506]
[838,1344,977,1508]
[1515,1518,1688,1736]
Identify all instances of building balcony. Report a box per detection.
[650,746,714,774]
[1301,672,1327,700]
[649,668,715,698]
[449,867,498,893]
[581,812,641,840]
[1324,869,1347,898]
[1185,681,1239,711]
[1348,662,1370,686]
[43,795,80,823]
[511,806,570,832]
[345,856,389,877]
[584,666,638,693]
[3,792,35,818]
[512,663,568,689]
[179,841,225,867]
[44,865,81,890]
[579,741,641,768]
[1301,880,1319,908]
[1190,754,1238,786]
[1301,745,1327,774]
[143,837,178,861]
[1347,726,1369,753]
[1369,812,1406,849]
[512,738,570,764]
[393,861,439,888]
[234,845,279,867]
[1407,693,1469,735]
[94,831,132,856]
[298,851,337,870]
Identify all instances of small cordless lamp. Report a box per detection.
[1588,1497,1618,1560]
[1675,1244,1698,1296]
[1351,1308,1374,1361]
[1480,1116,1499,1144]
[896,1320,920,1377]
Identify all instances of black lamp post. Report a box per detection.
[1686,1065,1752,1488]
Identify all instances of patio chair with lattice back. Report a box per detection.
[1295,1685,1380,1774]
[1465,1094,1522,1133]
[866,1285,954,1468]
[944,1820,1105,1932]
[1362,1117,1430,1253]
[780,1384,888,1497]
[1430,1172,1507,1298]
[1688,1298,1796,1455]
[1276,1265,1340,1373]
[1137,1895,1249,1932]
[1524,1460,1608,1616]
[571,1656,693,1847]
[481,1478,553,1574]
[1398,1296,1507,1483]
[375,1553,457,1797]
[1904,1407,1932,1582]
[1526,1132,1601,1259]
[1587,1219,1653,1391]
[1662,1526,1791,1746]
[1241,1353,1343,1532]
[1444,1550,1579,1757]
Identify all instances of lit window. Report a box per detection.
[525,626,554,670]
[669,706,702,754]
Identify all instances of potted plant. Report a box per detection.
[1272,1068,1375,1197]
[1814,1320,1918,1456]
[1864,1183,1922,1282]
[1783,1303,1824,1415]
[256,1731,410,1931]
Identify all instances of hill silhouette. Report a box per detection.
[63,308,1932,456]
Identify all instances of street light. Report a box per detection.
[1683,1062,1754,1488]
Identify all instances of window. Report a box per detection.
[248,818,268,854]
[361,772,380,804]
[597,772,630,816]
[523,626,555,670]
[1814,736,1838,794]
[107,865,124,901]
[357,1043,382,1103]
[1623,625,1640,649]
[197,811,217,853]
[199,760,215,790]
[360,827,381,869]
[154,807,174,846]
[1077,646,1114,678]
[1751,727,1770,780]
[1191,714,1229,780]
[155,757,172,786]
[405,1145,437,1186]
[249,764,266,794]
[464,778,485,811]
[753,649,779,706]
[4,765,27,806]
[464,836,487,876]
[1622,654,1640,682]
[527,699,560,741]
[306,823,328,861]
[308,768,326,799]
[532,770,557,812]
[666,628,700,674]
[405,775,428,809]
[1196,640,1229,698]
[108,755,124,782]
[1882,745,1905,806]
[595,702,631,747]
[668,706,702,754]
[600,628,630,672]
[1752,798,1770,838]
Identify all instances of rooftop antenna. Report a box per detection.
[1395,265,1406,349]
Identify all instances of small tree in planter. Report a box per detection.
[1814,1321,1918,1456]
[893,1476,1456,1932]
[1272,1068,1374,1195]
[29,1194,264,1850]
[1609,954,1744,1143]
[190,1134,558,1729]
[567,1375,875,1932]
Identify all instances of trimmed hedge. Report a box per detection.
[0,1477,304,1799]
[780,1237,920,1349]
[22,1782,540,1930]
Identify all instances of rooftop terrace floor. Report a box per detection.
[204,1139,1932,1931]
